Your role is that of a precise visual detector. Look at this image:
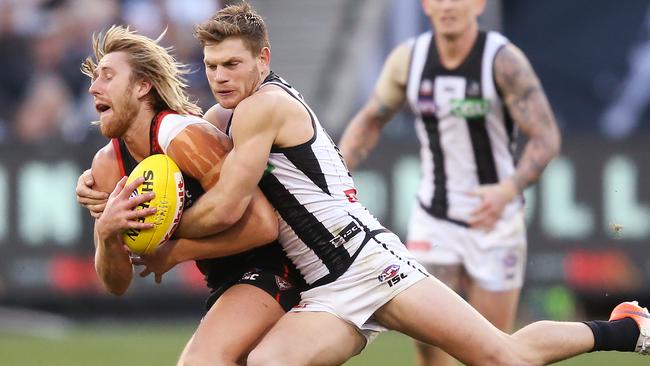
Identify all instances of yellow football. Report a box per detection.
[122,154,185,255]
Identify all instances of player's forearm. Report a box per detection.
[511,130,561,193]
[171,193,277,261]
[339,111,385,171]
[94,231,133,295]
[172,219,275,262]
[175,191,247,239]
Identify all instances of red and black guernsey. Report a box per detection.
[112,110,305,310]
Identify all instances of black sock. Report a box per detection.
[583,318,639,352]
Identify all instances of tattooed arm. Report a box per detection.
[469,43,560,229]
[339,42,412,170]
[495,43,561,192]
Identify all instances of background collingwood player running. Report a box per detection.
[340,0,560,364]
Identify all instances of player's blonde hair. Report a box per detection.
[194,2,270,55]
[81,25,202,116]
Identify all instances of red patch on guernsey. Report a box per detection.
[407,241,431,251]
[344,189,359,203]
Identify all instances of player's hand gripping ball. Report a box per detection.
[123,154,185,255]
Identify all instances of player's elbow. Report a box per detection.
[546,120,562,158]
[258,216,279,244]
[219,208,245,231]
[96,266,131,296]
[551,131,562,158]
[100,276,130,296]
[107,284,129,296]
[249,193,279,243]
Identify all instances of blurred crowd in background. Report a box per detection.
[2,0,649,146]
[0,0,219,146]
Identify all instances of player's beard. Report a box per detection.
[100,88,139,138]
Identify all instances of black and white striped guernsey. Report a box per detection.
[405,30,523,226]
[239,72,385,287]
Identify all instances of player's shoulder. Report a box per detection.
[160,112,213,129]
[239,84,296,116]
[232,86,303,135]
[391,38,416,63]
[485,30,509,45]
[492,39,539,93]
[203,104,233,133]
[380,38,417,88]
[158,112,226,152]
[493,41,533,74]
[93,141,117,167]
[159,112,220,135]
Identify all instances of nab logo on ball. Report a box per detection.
[122,154,184,255]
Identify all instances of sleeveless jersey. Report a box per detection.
[112,110,299,291]
[235,73,386,287]
[405,30,524,226]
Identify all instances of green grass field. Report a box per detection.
[1,322,646,366]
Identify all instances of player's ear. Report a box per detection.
[259,47,270,68]
[135,79,153,99]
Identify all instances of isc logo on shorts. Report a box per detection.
[378,264,408,287]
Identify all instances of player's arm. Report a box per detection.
[74,104,232,219]
[76,169,108,218]
[165,122,278,252]
[175,95,279,239]
[338,42,411,170]
[132,190,277,284]
[469,44,561,228]
[495,44,561,192]
[91,145,155,295]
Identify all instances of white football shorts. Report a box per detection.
[406,204,527,292]
[289,230,429,344]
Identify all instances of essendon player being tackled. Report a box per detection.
[77,25,304,365]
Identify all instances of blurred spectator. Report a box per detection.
[0,1,32,142]
[2,0,219,145]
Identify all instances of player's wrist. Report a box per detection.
[96,220,118,243]
[502,177,520,200]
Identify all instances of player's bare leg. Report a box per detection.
[177,284,284,366]
[413,264,462,366]
[247,311,366,366]
[375,277,600,366]
[467,283,520,333]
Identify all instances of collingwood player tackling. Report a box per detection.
[166,2,650,366]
